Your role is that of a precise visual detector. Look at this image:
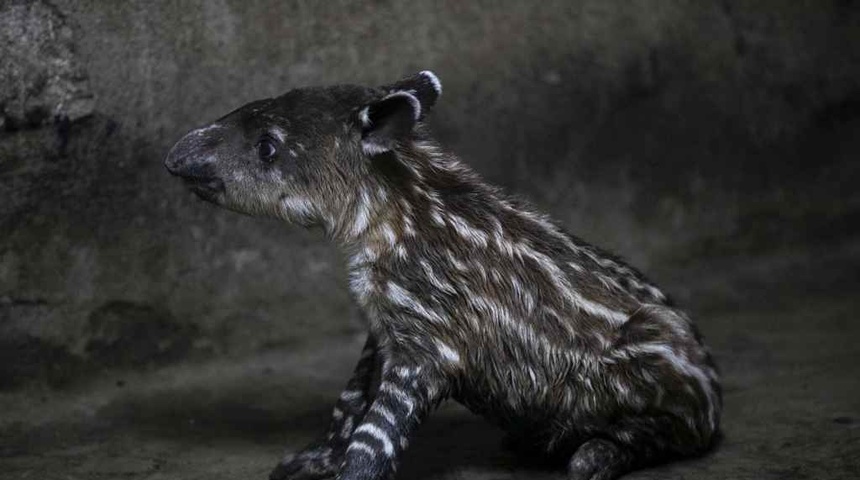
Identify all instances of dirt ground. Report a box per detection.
[2,246,859,480]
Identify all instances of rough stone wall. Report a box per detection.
[1,0,858,387]
[0,0,94,130]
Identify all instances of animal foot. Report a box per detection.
[269,447,339,480]
[567,438,633,480]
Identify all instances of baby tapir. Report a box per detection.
[164,71,721,480]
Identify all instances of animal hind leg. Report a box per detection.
[567,438,635,480]
[270,335,380,480]
[567,412,713,480]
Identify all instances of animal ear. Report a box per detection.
[385,70,443,118]
[359,91,421,155]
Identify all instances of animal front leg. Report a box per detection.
[270,336,380,480]
[338,364,440,480]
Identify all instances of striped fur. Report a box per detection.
[165,72,722,480]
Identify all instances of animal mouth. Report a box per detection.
[182,176,225,202]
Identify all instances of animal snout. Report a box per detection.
[164,147,215,179]
[165,127,226,201]
[164,126,222,178]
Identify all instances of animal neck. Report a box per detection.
[335,142,474,260]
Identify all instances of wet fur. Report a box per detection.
[165,72,721,480]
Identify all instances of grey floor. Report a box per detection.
[2,250,859,480]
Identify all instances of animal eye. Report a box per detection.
[257,136,278,161]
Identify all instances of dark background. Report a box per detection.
[1,1,858,479]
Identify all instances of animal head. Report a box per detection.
[164,71,443,234]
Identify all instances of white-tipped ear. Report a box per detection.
[360,91,421,155]
[384,71,442,117]
[419,70,443,97]
[359,91,421,128]
[385,91,422,121]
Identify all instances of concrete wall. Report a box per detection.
[1,0,858,387]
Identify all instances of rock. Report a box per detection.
[0,0,94,131]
